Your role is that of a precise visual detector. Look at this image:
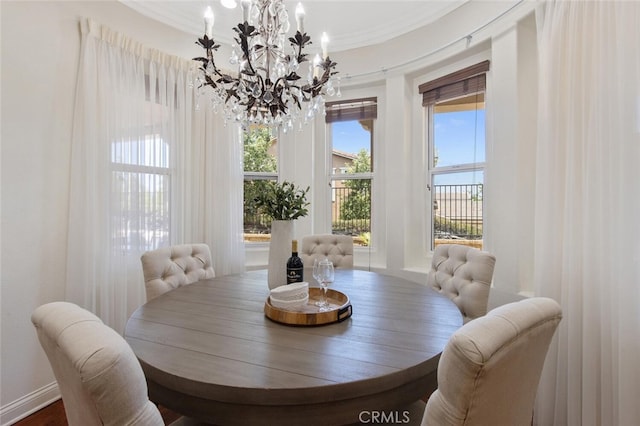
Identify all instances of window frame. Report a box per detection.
[421,62,489,250]
[325,98,377,246]
[242,126,280,244]
[110,133,172,254]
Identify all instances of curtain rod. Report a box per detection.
[343,0,526,81]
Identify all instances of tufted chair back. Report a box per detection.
[31,302,164,426]
[300,234,354,268]
[141,243,215,301]
[421,297,562,426]
[427,244,496,323]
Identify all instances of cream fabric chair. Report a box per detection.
[300,234,354,268]
[421,297,562,426]
[31,302,164,426]
[141,243,215,301]
[427,244,496,323]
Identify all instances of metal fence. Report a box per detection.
[331,182,371,238]
[243,182,483,243]
[432,183,483,240]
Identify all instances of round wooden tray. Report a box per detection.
[264,288,352,326]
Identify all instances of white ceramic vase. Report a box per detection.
[267,220,293,289]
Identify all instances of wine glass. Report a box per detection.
[312,258,323,307]
[317,259,334,312]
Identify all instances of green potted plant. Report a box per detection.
[252,180,310,221]
[252,181,310,289]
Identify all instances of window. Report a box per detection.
[109,76,183,254]
[420,61,488,249]
[243,126,278,242]
[111,134,171,252]
[326,98,377,247]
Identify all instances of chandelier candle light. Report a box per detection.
[194,0,340,130]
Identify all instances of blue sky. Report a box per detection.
[332,121,371,154]
[434,109,485,168]
[433,109,485,185]
[331,109,485,185]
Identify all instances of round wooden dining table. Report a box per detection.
[124,269,463,425]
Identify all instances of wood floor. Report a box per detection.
[13,399,181,426]
[15,397,433,425]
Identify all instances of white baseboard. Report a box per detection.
[0,382,60,426]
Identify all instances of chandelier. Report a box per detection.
[194,0,340,130]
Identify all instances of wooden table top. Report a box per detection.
[124,269,463,425]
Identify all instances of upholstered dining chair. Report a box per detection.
[141,243,215,301]
[427,244,496,323]
[31,301,164,426]
[300,234,354,268]
[421,297,562,426]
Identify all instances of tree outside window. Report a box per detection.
[243,127,278,242]
[340,149,371,221]
[328,108,375,247]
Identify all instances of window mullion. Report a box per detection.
[330,172,374,181]
[112,162,170,175]
[432,163,485,174]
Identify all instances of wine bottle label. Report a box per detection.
[287,267,303,284]
[287,240,303,284]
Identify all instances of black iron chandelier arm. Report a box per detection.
[235,23,260,78]
[289,31,311,65]
[193,0,339,127]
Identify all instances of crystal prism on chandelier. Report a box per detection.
[194,0,340,130]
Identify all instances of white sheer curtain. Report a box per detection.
[67,19,245,333]
[534,2,640,425]
[179,99,246,277]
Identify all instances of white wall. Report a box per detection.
[0,1,538,423]
[484,13,539,296]
[2,2,79,421]
[0,1,207,423]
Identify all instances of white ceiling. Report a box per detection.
[120,0,469,53]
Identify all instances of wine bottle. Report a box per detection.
[286,240,304,284]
